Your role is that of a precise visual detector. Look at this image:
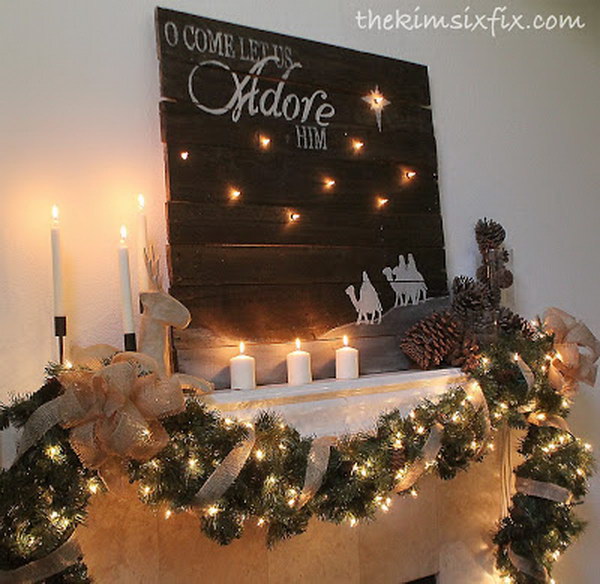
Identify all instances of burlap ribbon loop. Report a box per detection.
[508,545,549,582]
[516,476,573,505]
[297,436,335,509]
[0,533,81,584]
[395,422,444,492]
[543,307,600,397]
[192,427,256,507]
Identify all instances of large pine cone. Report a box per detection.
[475,218,506,252]
[448,331,480,371]
[400,310,463,370]
[497,307,535,339]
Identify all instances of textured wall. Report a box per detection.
[0,0,598,581]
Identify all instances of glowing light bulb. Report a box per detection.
[141,485,151,496]
[410,488,418,498]
[164,509,172,519]
[230,188,241,199]
[259,135,271,149]
[64,360,73,369]
[188,457,198,469]
[352,139,364,151]
[137,193,145,210]
[45,445,62,461]
[88,480,99,495]
[180,151,189,160]
[295,338,301,350]
[348,516,358,527]
[254,449,265,461]
[324,178,336,188]
[513,353,520,362]
[51,204,59,224]
[416,425,425,435]
[377,196,389,207]
[257,517,266,526]
[207,505,220,517]
[239,341,245,354]
[290,212,301,222]
[405,170,417,179]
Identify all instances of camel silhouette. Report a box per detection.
[345,271,382,325]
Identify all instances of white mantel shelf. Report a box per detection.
[203,368,465,437]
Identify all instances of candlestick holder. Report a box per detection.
[54,316,67,364]
[124,333,137,352]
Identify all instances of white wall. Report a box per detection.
[1,0,598,580]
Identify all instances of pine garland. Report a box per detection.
[0,327,594,584]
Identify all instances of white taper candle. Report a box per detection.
[50,205,64,316]
[118,225,135,334]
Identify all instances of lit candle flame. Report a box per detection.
[137,193,145,210]
[52,205,59,224]
[120,225,127,242]
[239,341,245,354]
[295,338,301,350]
[343,335,349,347]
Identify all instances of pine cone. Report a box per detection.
[475,218,506,252]
[448,331,480,371]
[451,281,486,322]
[451,275,477,296]
[497,307,535,339]
[400,310,463,370]
[496,268,514,289]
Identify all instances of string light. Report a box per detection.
[324,178,336,189]
[164,509,172,519]
[259,135,271,149]
[416,425,425,435]
[180,151,189,160]
[45,445,63,462]
[376,196,389,208]
[207,505,220,517]
[290,212,301,222]
[254,449,265,461]
[257,517,266,527]
[224,417,233,426]
[348,516,358,527]
[352,139,364,151]
[87,479,100,495]
[409,488,418,498]
[188,457,198,470]
[584,443,593,452]
[230,188,241,200]
[405,170,417,179]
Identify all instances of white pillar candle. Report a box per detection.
[118,225,136,334]
[336,335,359,379]
[230,342,256,389]
[287,338,312,386]
[50,205,64,316]
[137,194,152,293]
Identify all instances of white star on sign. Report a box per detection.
[362,86,390,132]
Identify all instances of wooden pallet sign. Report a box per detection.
[155,8,449,387]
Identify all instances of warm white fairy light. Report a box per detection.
[265,474,277,487]
[535,412,547,422]
[207,505,220,517]
[259,135,271,149]
[324,178,336,189]
[87,479,100,495]
[180,151,189,160]
[164,509,172,519]
[257,517,266,527]
[376,196,389,208]
[348,516,358,527]
[584,442,593,452]
[254,449,265,461]
[45,444,62,462]
[224,417,233,426]
[188,457,198,470]
[409,488,418,498]
[290,212,301,222]
[416,425,425,435]
[230,188,242,199]
[352,139,364,151]
[451,412,461,423]
[287,488,298,507]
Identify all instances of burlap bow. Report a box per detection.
[543,307,600,397]
[16,352,186,468]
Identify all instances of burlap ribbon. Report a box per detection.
[0,534,81,584]
[15,352,197,469]
[297,436,335,509]
[508,545,549,582]
[516,476,572,504]
[395,423,444,492]
[192,427,256,507]
[543,307,600,397]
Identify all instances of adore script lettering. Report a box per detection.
[188,56,336,127]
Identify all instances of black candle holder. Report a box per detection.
[124,333,137,352]
[54,316,67,364]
